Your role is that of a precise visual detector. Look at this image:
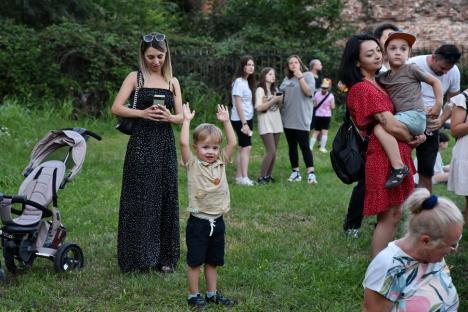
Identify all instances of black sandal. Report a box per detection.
[384,165,410,189]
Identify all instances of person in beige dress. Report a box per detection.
[254,67,284,184]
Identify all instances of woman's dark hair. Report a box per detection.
[258,67,277,95]
[338,33,381,88]
[231,55,256,106]
[373,22,399,40]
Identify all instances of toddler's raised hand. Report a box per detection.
[182,103,195,121]
[216,104,230,122]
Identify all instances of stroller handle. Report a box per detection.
[1,194,53,218]
[61,127,102,141]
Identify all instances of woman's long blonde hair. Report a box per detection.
[138,34,173,88]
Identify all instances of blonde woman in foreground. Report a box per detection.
[363,188,463,311]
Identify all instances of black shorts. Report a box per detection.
[314,116,331,131]
[415,130,439,177]
[231,119,253,147]
[186,215,225,267]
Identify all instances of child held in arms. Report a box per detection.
[375,31,443,189]
[180,103,237,309]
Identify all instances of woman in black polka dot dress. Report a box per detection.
[111,33,183,272]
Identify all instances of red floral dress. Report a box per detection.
[347,80,415,216]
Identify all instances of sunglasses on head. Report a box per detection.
[142,33,166,43]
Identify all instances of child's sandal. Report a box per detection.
[384,165,410,189]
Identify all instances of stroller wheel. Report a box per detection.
[3,243,35,274]
[54,243,84,272]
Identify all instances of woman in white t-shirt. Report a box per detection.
[254,67,284,184]
[230,55,256,186]
[363,188,463,312]
[448,89,468,225]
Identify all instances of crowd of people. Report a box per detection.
[111,25,466,310]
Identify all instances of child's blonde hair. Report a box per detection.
[193,123,223,145]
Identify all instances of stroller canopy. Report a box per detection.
[22,130,87,182]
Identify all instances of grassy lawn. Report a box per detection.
[0,103,466,311]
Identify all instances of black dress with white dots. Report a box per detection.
[117,86,180,272]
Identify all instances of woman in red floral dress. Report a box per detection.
[338,34,425,257]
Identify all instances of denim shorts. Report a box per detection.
[394,110,426,135]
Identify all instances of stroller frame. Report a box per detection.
[0,128,101,279]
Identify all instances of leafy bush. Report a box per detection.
[179,73,223,124]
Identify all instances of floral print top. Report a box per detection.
[363,241,459,311]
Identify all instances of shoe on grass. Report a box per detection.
[205,291,237,307]
[288,170,301,182]
[318,147,328,153]
[345,229,360,238]
[188,294,207,310]
[307,172,318,184]
[242,177,255,186]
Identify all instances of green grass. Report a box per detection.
[0,102,466,311]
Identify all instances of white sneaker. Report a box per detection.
[237,177,254,186]
[242,177,255,186]
[307,172,318,184]
[319,148,328,153]
[288,171,302,182]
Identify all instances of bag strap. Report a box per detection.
[314,92,331,110]
[345,107,373,141]
[131,70,143,109]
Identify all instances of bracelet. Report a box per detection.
[298,76,304,80]
[242,122,248,126]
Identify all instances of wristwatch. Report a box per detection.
[242,122,248,126]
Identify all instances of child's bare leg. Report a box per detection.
[188,265,201,294]
[205,264,217,292]
[374,124,404,169]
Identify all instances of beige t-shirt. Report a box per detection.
[377,63,428,113]
[255,87,284,135]
[182,151,230,215]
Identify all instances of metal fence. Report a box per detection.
[171,49,292,95]
[171,46,468,102]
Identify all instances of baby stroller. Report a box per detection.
[0,127,101,280]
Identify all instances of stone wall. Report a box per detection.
[341,0,468,54]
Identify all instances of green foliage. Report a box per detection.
[0,1,356,116]
[179,73,223,124]
[183,0,349,55]
[0,0,184,116]
[0,0,97,29]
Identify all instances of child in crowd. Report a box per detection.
[376,31,443,189]
[309,78,335,153]
[414,132,451,185]
[180,103,237,309]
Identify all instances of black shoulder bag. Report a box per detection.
[115,71,143,135]
[330,108,373,184]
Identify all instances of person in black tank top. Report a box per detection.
[111,33,184,273]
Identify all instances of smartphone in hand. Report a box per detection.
[153,94,166,109]
[275,92,283,96]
